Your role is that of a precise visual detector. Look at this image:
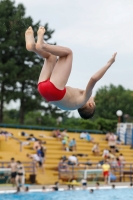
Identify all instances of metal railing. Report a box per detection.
[0,161,36,174]
[58,162,133,182]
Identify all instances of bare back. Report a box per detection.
[50,86,87,110]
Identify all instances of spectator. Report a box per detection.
[69,138,76,151]
[97,159,104,168]
[33,140,41,150]
[8,158,17,185]
[86,132,94,143]
[68,155,78,165]
[27,135,38,141]
[92,143,100,156]
[102,161,110,185]
[85,159,92,167]
[81,178,87,189]
[36,146,46,173]
[16,161,25,188]
[105,132,111,141]
[20,132,29,137]
[61,129,68,137]
[102,149,109,159]
[52,129,62,140]
[110,158,118,171]
[80,132,86,139]
[110,171,116,182]
[119,154,126,166]
[27,153,41,167]
[116,157,121,167]
[62,136,69,151]
[108,150,115,159]
[108,133,117,154]
[58,160,69,172]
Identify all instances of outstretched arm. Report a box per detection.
[84,53,117,100]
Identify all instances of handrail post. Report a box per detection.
[20,142,22,152]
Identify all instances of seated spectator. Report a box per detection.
[58,160,69,172]
[108,150,115,159]
[86,132,94,143]
[20,132,29,137]
[69,138,76,151]
[116,157,121,167]
[97,159,104,167]
[80,132,86,139]
[102,149,109,159]
[85,159,92,166]
[68,155,78,165]
[33,140,40,150]
[108,133,117,154]
[116,134,122,145]
[61,129,68,137]
[110,158,118,171]
[92,143,100,156]
[105,132,111,141]
[27,135,38,141]
[52,129,62,140]
[119,154,126,166]
[62,136,69,151]
[110,171,116,182]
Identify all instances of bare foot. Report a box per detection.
[25,26,36,51]
[36,26,46,48]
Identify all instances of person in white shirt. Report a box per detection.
[102,149,109,158]
[68,155,78,165]
[80,132,86,139]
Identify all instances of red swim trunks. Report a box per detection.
[103,171,109,177]
[38,80,66,102]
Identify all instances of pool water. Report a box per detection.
[0,188,133,200]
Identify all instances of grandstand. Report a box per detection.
[0,128,133,185]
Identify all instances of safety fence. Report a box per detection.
[58,162,133,183]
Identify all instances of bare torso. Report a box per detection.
[10,162,17,172]
[49,86,87,110]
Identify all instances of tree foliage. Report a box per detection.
[95,84,133,120]
[0,0,70,123]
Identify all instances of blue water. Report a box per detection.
[0,188,133,200]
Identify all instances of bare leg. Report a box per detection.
[25,26,57,82]
[37,27,73,89]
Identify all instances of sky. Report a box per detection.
[6,0,133,116]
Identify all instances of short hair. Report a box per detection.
[78,106,95,119]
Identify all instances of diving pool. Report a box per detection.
[0,188,133,200]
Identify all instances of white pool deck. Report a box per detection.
[0,182,132,194]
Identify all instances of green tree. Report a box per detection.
[0,0,55,123]
[95,84,133,120]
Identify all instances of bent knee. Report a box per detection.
[47,54,57,63]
